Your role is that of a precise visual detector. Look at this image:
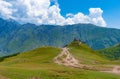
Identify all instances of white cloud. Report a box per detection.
[0,0,106,27]
[89,8,106,27]
[64,13,90,25]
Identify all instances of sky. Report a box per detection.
[58,0,120,29]
[0,0,120,29]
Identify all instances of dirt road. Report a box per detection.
[53,47,80,67]
[102,66,120,74]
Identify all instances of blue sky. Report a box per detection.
[58,0,120,28]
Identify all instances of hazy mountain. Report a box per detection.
[0,18,120,56]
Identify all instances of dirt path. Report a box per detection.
[53,47,80,67]
[102,66,120,74]
[0,75,9,79]
[53,47,117,71]
[53,47,94,69]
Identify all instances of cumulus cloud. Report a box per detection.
[89,8,106,26]
[0,0,106,27]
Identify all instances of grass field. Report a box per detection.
[0,42,120,79]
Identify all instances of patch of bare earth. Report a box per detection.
[53,47,80,67]
[102,66,120,75]
[0,75,9,79]
[29,77,42,79]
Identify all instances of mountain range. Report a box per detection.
[0,18,120,56]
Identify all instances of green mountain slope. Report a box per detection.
[0,41,120,79]
[98,44,120,60]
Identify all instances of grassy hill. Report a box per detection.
[98,44,120,60]
[67,40,109,65]
[0,41,120,79]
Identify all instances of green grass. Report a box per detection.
[0,47,61,66]
[0,65,120,79]
[98,44,120,60]
[0,42,120,79]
